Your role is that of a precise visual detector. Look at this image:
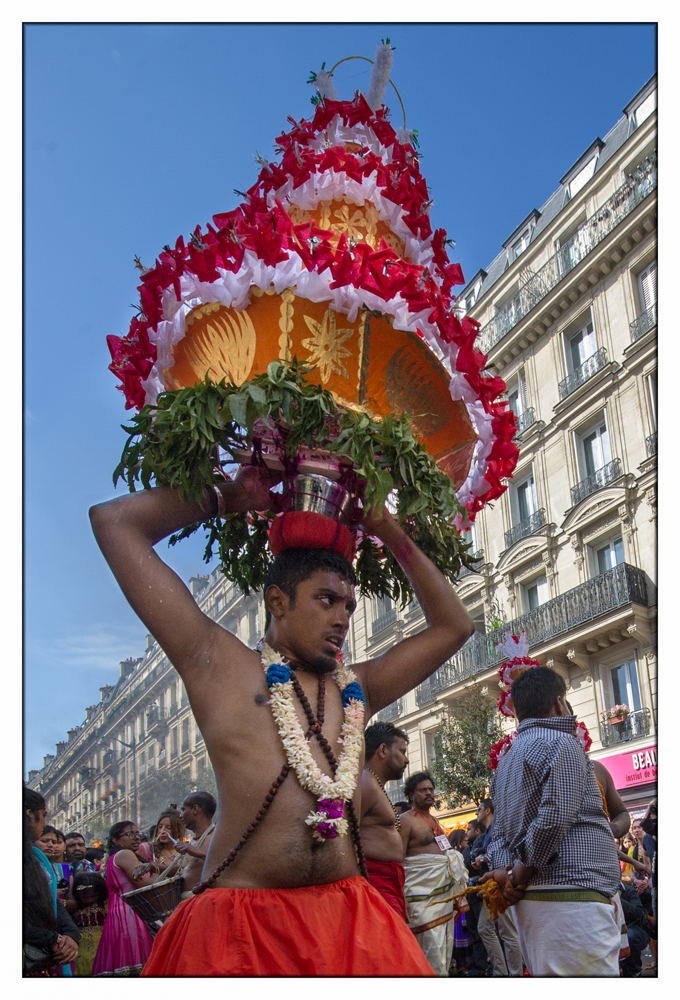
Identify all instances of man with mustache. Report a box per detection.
[399,771,468,975]
[90,466,475,976]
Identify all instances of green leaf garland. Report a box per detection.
[113,359,478,602]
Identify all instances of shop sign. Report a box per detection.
[604,743,657,790]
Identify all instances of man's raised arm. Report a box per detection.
[89,466,280,676]
[353,510,475,715]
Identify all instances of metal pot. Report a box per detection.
[281,474,355,525]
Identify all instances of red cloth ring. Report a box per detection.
[268,511,356,562]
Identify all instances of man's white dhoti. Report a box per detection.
[403,850,467,976]
[514,886,620,977]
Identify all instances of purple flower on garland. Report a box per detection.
[316,821,339,839]
[342,681,365,707]
[266,663,291,688]
[319,798,345,820]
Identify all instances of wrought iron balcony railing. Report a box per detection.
[415,562,650,706]
[515,407,537,437]
[458,549,485,579]
[372,607,398,635]
[646,432,657,457]
[505,509,546,550]
[558,348,608,400]
[630,303,657,341]
[477,153,657,354]
[571,458,622,506]
[600,707,652,748]
[376,699,403,723]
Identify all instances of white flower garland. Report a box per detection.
[259,643,365,842]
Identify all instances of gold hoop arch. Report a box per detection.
[327,55,407,129]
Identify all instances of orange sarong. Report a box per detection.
[142,875,435,977]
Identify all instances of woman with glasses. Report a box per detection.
[91,821,157,976]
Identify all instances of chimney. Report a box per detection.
[28,769,39,782]
[99,685,114,702]
[119,657,140,679]
[56,741,68,756]
[67,727,79,742]
[146,634,154,651]
[43,754,55,768]
[189,575,210,597]
[85,705,98,722]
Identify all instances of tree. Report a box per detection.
[431,683,504,808]
[138,767,197,831]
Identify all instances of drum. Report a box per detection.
[121,873,184,922]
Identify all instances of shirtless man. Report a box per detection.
[359,721,410,918]
[89,466,475,976]
[176,792,217,899]
[399,772,468,975]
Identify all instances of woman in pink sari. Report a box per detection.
[92,821,154,976]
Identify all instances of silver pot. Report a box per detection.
[282,474,355,525]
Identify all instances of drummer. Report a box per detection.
[176,792,217,900]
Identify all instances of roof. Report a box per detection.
[457,73,656,305]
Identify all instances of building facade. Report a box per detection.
[29,75,657,838]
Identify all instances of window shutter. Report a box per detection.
[518,369,529,410]
[638,261,657,310]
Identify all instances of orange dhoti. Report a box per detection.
[141,875,435,977]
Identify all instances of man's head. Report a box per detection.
[393,801,410,815]
[467,819,485,841]
[511,666,568,722]
[65,832,87,863]
[404,771,436,812]
[364,722,409,781]
[476,798,494,828]
[264,548,357,673]
[180,791,217,832]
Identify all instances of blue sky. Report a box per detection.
[24,22,656,775]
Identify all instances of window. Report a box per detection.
[375,593,393,618]
[591,534,624,576]
[181,719,190,752]
[647,371,657,428]
[633,89,656,128]
[513,471,537,524]
[604,658,642,713]
[511,230,530,260]
[171,728,178,756]
[506,369,529,428]
[568,319,597,373]
[567,156,598,200]
[578,419,611,478]
[523,575,548,612]
[638,260,657,314]
[470,606,486,637]
[424,731,437,768]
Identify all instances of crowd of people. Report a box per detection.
[23,785,216,976]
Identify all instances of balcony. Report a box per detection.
[79,767,96,791]
[375,699,403,723]
[145,707,169,740]
[558,348,608,400]
[504,509,546,550]
[571,458,622,506]
[458,549,485,580]
[415,562,650,706]
[372,607,397,635]
[600,707,652,748]
[102,751,119,777]
[515,407,537,438]
[477,153,657,355]
[630,303,657,341]
[646,432,657,458]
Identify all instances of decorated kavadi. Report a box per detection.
[109,42,519,602]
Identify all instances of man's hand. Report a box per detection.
[232,465,282,513]
[479,869,526,907]
[175,843,206,859]
[53,934,79,965]
[471,854,486,870]
[358,502,394,537]
[634,876,650,895]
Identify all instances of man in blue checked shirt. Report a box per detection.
[480,666,622,976]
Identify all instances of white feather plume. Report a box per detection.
[395,127,417,146]
[365,41,394,111]
[313,70,338,102]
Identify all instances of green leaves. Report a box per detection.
[431,686,504,808]
[113,360,480,601]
